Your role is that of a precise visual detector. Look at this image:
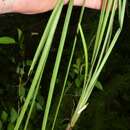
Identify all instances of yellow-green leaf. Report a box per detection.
[0,37,16,44]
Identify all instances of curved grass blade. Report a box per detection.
[68,0,126,129]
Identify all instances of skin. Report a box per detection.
[0,0,102,14]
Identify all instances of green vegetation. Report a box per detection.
[0,0,129,130]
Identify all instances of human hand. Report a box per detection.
[0,0,102,14]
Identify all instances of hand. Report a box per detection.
[0,0,102,14]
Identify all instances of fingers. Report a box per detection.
[0,0,14,14]
[13,0,61,14]
[1,0,102,14]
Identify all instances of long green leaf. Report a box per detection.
[41,0,73,130]
[14,1,63,129]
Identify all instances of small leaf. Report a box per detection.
[1,111,8,122]
[75,75,84,88]
[17,28,23,41]
[10,108,18,123]
[74,88,82,96]
[80,75,85,82]
[76,58,81,67]
[0,37,16,44]
[37,95,44,107]
[73,68,79,74]
[69,71,75,79]
[17,28,24,49]
[7,123,14,130]
[19,87,25,97]
[26,60,32,66]
[67,81,71,87]
[36,103,43,111]
[95,81,103,91]
[75,78,81,88]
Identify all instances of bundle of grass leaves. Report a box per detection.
[14,0,127,130]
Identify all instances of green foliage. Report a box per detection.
[0,37,16,44]
[0,108,18,130]
[10,108,18,123]
[19,86,26,102]
[95,81,103,91]
[1,111,8,122]
[7,123,15,130]
[0,0,128,130]
[14,0,127,130]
